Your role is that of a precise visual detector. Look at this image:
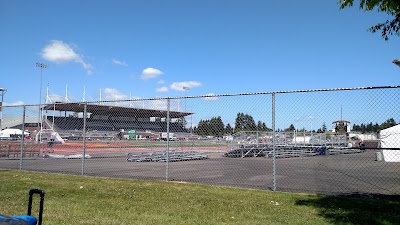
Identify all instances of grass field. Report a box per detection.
[1,170,399,225]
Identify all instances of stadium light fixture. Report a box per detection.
[182,86,191,133]
[36,63,48,133]
[183,86,190,112]
[0,88,7,130]
[393,59,400,67]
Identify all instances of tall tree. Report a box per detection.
[257,121,263,131]
[234,113,257,132]
[322,122,327,132]
[244,114,257,131]
[339,0,400,40]
[210,116,225,137]
[286,124,296,132]
[234,113,245,133]
[380,118,397,130]
[257,121,272,131]
[195,117,225,136]
[225,123,234,134]
[196,119,208,136]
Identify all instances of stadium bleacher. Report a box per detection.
[52,117,84,130]
[48,116,188,139]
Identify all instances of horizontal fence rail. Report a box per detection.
[0,86,399,195]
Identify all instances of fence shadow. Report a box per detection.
[295,193,400,225]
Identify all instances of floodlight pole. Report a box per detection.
[183,86,190,133]
[183,86,190,112]
[36,63,48,135]
[0,88,7,130]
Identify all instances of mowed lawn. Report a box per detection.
[1,170,399,225]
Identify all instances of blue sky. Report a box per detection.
[1,0,399,129]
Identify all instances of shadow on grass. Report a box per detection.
[295,193,400,225]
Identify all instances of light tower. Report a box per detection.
[36,63,48,132]
[183,86,190,112]
[183,86,190,133]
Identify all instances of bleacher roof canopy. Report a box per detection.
[43,103,192,118]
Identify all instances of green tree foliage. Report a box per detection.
[285,124,296,132]
[256,121,272,131]
[380,118,397,130]
[195,116,225,137]
[234,113,257,133]
[317,123,328,133]
[351,118,397,133]
[225,123,234,134]
[339,0,400,40]
[322,122,327,132]
[194,113,271,136]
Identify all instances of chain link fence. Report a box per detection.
[1,86,399,195]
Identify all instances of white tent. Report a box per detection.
[0,128,30,135]
[380,124,400,162]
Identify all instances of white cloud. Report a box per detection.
[40,40,93,74]
[41,40,79,63]
[102,88,128,101]
[141,68,163,80]
[112,59,128,66]
[3,101,25,106]
[156,86,169,93]
[170,81,202,91]
[157,80,165,84]
[203,93,219,101]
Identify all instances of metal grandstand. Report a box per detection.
[42,102,192,118]
[42,102,193,140]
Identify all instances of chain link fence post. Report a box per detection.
[81,103,87,176]
[272,92,277,191]
[19,105,26,170]
[166,98,170,181]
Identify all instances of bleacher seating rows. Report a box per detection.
[48,116,187,133]
[52,117,84,130]
[87,121,115,131]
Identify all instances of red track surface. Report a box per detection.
[45,142,228,154]
[1,141,228,155]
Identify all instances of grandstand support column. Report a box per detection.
[81,103,87,176]
[272,92,276,191]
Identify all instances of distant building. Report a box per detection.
[332,120,350,134]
